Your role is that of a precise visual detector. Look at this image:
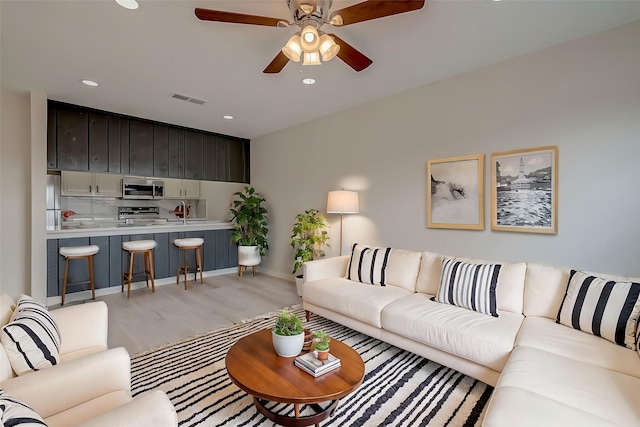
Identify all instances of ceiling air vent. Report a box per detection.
[171,92,207,105]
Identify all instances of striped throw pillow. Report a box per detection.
[347,244,392,286]
[433,258,501,317]
[557,270,640,350]
[0,389,47,426]
[0,296,61,376]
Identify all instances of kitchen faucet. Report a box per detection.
[180,200,187,225]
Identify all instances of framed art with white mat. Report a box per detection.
[491,146,558,234]
[427,154,484,230]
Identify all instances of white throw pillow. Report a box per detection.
[557,270,640,350]
[346,243,392,286]
[1,296,61,376]
[0,389,47,426]
[433,257,501,317]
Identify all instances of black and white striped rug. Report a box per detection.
[131,308,493,426]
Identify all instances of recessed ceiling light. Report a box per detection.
[116,0,139,10]
[81,79,99,87]
[302,78,316,85]
[223,115,234,120]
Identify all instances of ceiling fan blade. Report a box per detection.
[263,51,290,74]
[195,8,287,27]
[329,34,372,72]
[330,0,425,26]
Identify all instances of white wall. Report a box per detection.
[1,89,32,297]
[252,21,640,279]
[200,181,247,221]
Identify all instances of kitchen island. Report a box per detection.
[46,220,237,304]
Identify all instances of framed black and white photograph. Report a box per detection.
[491,146,558,234]
[427,154,484,230]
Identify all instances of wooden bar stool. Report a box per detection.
[59,245,100,306]
[174,237,204,290]
[121,240,157,299]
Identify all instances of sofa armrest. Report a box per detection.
[1,347,131,419]
[76,390,177,427]
[50,301,108,355]
[303,256,350,282]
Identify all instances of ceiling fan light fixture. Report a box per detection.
[282,33,302,62]
[300,25,320,52]
[318,34,340,61]
[302,51,321,66]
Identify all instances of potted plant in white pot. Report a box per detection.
[290,209,330,296]
[230,186,269,271]
[272,308,305,357]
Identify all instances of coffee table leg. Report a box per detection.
[254,397,340,427]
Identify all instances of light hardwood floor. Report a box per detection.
[95,273,301,355]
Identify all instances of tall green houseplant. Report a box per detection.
[230,186,269,256]
[290,209,330,275]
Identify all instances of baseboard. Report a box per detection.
[47,267,237,307]
[260,269,295,282]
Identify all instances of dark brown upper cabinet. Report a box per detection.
[168,127,184,178]
[89,112,109,172]
[128,119,154,176]
[47,101,250,183]
[56,107,89,171]
[153,124,169,177]
[184,130,204,180]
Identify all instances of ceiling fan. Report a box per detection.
[195,0,425,74]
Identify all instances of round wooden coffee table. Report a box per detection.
[226,328,365,427]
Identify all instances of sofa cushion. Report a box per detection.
[556,270,640,349]
[346,244,392,286]
[516,316,640,379]
[433,257,500,317]
[0,389,47,426]
[494,346,640,427]
[302,277,412,328]
[381,293,523,372]
[346,244,422,292]
[522,263,570,318]
[1,296,61,376]
[483,386,620,427]
[416,252,526,314]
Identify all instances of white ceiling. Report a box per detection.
[3,1,640,140]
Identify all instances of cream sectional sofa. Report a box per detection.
[301,249,640,426]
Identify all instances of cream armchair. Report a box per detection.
[1,294,176,426]
[1,347,177,427]
[0,293,108,381]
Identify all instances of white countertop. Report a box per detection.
[46,219,233,239]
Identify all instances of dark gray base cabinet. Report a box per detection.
[47,230,237,298]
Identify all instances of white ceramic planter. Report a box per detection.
[272,330,304,357]
[238,245,261,266]
[295,274,304,297]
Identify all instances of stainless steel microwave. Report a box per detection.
[122,177,164,199]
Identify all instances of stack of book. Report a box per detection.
[295,352,341,377]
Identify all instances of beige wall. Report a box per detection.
[1,89,32,298]
[252,21,640,279]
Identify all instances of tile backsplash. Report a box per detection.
[61,197,206,221]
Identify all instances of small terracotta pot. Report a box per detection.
[316,349,329,361]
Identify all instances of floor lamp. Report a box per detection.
[327,190,360,256]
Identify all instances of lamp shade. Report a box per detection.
[282,34,302,62]
[327,191,359,214]
[302,51,321,66]
[318,34,340,61]
[300,25,320,52]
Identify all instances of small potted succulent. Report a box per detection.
[290,209,330,296]
[272,308,304,357]
[313,330,331,360]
